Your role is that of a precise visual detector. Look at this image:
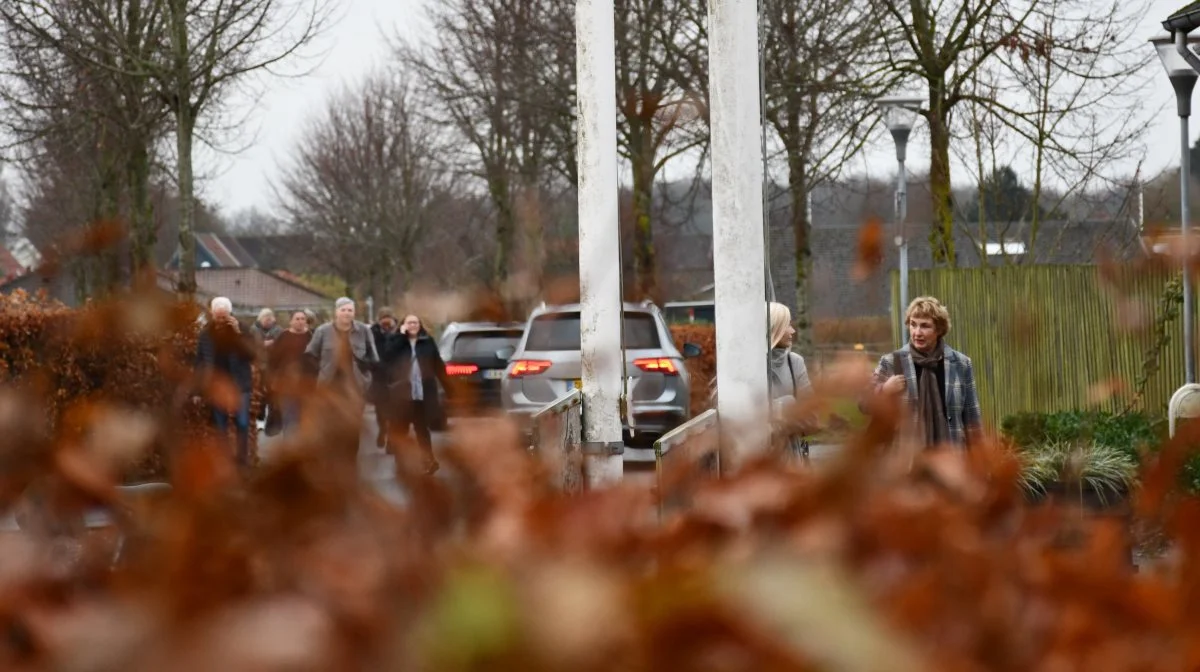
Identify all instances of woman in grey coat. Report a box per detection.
[768,302,812,458]
[305,297,380,398]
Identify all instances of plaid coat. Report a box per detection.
[872,342,982,446]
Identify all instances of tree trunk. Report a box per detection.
[927,92,956,267]
[97,166,122,297]
[519,183,545,296]
[175,115,197,297]
[169,0,197,298]
[128,142,155,284]
[489,175,515,291]
[631,146,656,301]
[788,156,813,354]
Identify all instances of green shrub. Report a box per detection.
[1000,410,1164,460]
[1017,441,1138,504]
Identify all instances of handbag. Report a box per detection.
[786,354,810,462]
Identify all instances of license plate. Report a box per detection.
[574,378,632,389]
[483,369,505,380]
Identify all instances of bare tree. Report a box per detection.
[872,0,1039,266]
[986,0,1152,248]
[941,0,1152,265]
[226,207,286,235]
[0,0,169,279]
[762,0,888,353]
[276,69,447,303]
[0,0,332,296]
[614,0,708,299]
[18,120,126,299]
[399,0,575,294]
[873,0,1152,267]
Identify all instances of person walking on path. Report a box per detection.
[267,310,314,434]
[383,314,450,474]
[370,308,400,448]
[195,297,257,467]
[870,296,982,450]
[252,307,284,432]
[251,308,283,347]
[767,302,813,460]
[305,297,380,402]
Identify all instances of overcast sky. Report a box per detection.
[197,0,424,219]
[201,0,1192,219]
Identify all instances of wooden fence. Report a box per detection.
[890,265,1193,427]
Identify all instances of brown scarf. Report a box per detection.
[909,342,950,447]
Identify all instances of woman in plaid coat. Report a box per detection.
[871,296,982,448]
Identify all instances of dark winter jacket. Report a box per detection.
[196,319,257,393]
[369,323,401,392]
[267,330,314,391]
[382,331,449,406]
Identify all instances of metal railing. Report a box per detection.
[12,481,173,567]
[530,388,585,494]
[653,409,720,515]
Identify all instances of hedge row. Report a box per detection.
[0,290,263,481]
[670,324,715,413]
[1000,410,1165,459]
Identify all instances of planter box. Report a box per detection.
[1024,481,1135,568]
[1025,481,1130,513]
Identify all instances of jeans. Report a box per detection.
[393,397,434,457]
[213,392,252,466]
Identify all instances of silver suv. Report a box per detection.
[500,302,702,445]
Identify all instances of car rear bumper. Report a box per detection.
[446,377,508,415]
[503,401,687,446]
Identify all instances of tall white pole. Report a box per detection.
[576,0,624,485]
[708,0,770,464]
[1181,111,1196,385]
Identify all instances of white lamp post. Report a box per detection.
[877,95,923,344]
[1152,34,1200,385]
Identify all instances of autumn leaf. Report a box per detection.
[853,217,885,282]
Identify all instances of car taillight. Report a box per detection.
[633,357,679,375]
[509,360,552,377]
[446,363,479,376]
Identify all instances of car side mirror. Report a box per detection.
[496,346,516,361]
[682,342,702,359]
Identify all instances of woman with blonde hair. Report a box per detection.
[769,302,811,398]
[870,296,982,448]
[768,302,812,458]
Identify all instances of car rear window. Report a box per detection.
[452,330,524,357]
[525,312,660,351]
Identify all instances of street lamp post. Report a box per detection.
[877,96,924,344]
[1152,34,1200,385]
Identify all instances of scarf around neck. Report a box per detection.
[910,341,950,447]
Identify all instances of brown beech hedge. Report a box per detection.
[670,324,715,413]
[0,290,262,481]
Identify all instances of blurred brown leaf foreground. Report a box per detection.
[0,291,1196,670]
